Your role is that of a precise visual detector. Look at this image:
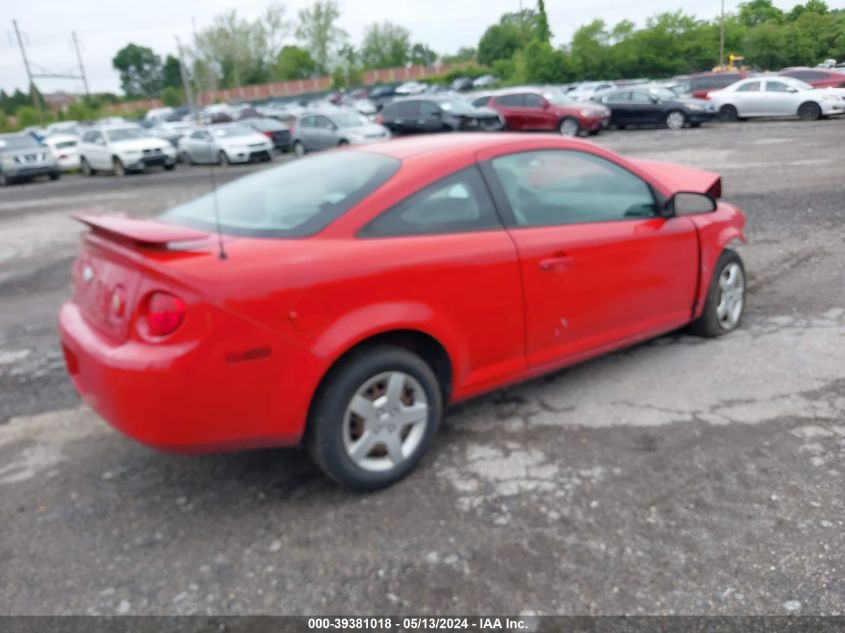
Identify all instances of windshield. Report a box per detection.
[543,91,573,105]
[105,127,146,142]
[0,135,41,150]
[160,151,400,237]
[331,112,368,127]
[211,125,254,138]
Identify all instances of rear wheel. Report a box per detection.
[798,102,821,121]
[665,110,686,130]
[687,250,746,337]
[558,117,580,137]
[80,157,95,176]
[293,141,306,157]
[49,171,60,181]
[164,163,176,171]
[112,157,126,177]
[307,346,442,491]
[719,105,738,122]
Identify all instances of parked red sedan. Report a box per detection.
[474,89,610,136]
[779,67,845,88]
[59,134,746,490]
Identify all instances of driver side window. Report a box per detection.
[490,150,657,227]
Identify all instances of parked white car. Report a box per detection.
[177,123,274,165]
[568,81,617,101]
[395,81,427,95]
[44,134,80,171]
[709,76,845,121]
[78,125,177,176]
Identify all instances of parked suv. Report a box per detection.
[0,133,60,186]
[475,89,610,136]
[79,125,176,176]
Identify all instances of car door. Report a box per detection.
[89,131,110,169]
[394,101,421,134]
[523,93,551,129]
[493,94,526,130]
[628,91,660,125]
[357,166,525,394]
[313,116,337,148]
[184,130,207,163]
[419,101,446,133]
[732,80,764,116]
[480,148,699,370]
[763,80,799,116]
[603,91,633,126]
[296,116,316,150]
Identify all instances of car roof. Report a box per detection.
[361,132,594,161]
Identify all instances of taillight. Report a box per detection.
[375,114,384,125]
[145,291,186,337]
[262,131,274,138]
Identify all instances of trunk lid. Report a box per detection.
[72,214,212,341]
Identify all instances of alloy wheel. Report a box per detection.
[666,111,686,130]
[715,262,745,330]
[559,118,579,137]
[342,371,429,473]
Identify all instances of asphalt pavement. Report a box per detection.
[0,121,843,615]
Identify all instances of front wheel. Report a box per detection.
[112,157,126,177]
[665,110,686,130]
[164,163,176,171]
[293,141,306,157]
[80,157,95,176]
[558,117,580,137]
[218,151,230,166]
[719,105,738,122]
[798,102,821,121]
[687,250,746,337]
[49,171,60,181]
[307,346,442,491]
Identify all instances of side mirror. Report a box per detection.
[664,192,718,216]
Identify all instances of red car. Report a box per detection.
[473,89,610,137]
[59,134,747,490]
[779,67,845,89]
[678,72,749,99]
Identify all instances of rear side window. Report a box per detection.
[766,81,791,92]
[360,166,501,238]
[161,152,400,238]
[490,150,657,227]
[496,94,524,107]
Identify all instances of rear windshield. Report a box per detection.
[160,151,400,237]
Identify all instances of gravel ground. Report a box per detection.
[0,121,843,616]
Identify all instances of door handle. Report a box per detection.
[538,254,573,272]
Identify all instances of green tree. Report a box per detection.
[410,43,437,66]
[274,45,318,80]
[360,22,411,69]
[296,0,347,75]
[536,0,552,44]
[160,86,184,107]
[16,106,39,127]
[738,0,784,27]
[478,22,523,66]
[161,55,183,90]
[112,43,163,98]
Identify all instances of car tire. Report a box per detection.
[49,171,60,181]
[218,151,230,166]
[306,345,443,491]
[687,250,746,337]
[112,157,126,177]
[164,163,176,171]
[179,151,192,165]
[719,105,738,122]
[798,102,821,121]
[0,173,8,187]
[338,140,349,147]
[558,117,580,137]
[80,158,95,176]
[690,122,702,128]
[293,141,306,157]
[665,110,687,130]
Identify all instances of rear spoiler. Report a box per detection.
[629,159,722,199]
[73,213,211,247]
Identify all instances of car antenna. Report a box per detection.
[207,163,228,260]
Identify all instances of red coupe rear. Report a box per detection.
[59,134,747,490]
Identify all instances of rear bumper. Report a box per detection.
[58,301,303,452]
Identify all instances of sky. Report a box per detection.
[2,0,844,95]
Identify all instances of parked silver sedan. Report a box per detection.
[177,124,274,165]
[291,109,390,157]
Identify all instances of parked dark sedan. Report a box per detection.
[243,117,292,152]
[376,96,505,135]
[595,88,717,130]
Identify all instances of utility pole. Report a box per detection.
[175,37,196,120]
[719,0,726,71]
[12,19,43,122]
[71,31,90,96]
